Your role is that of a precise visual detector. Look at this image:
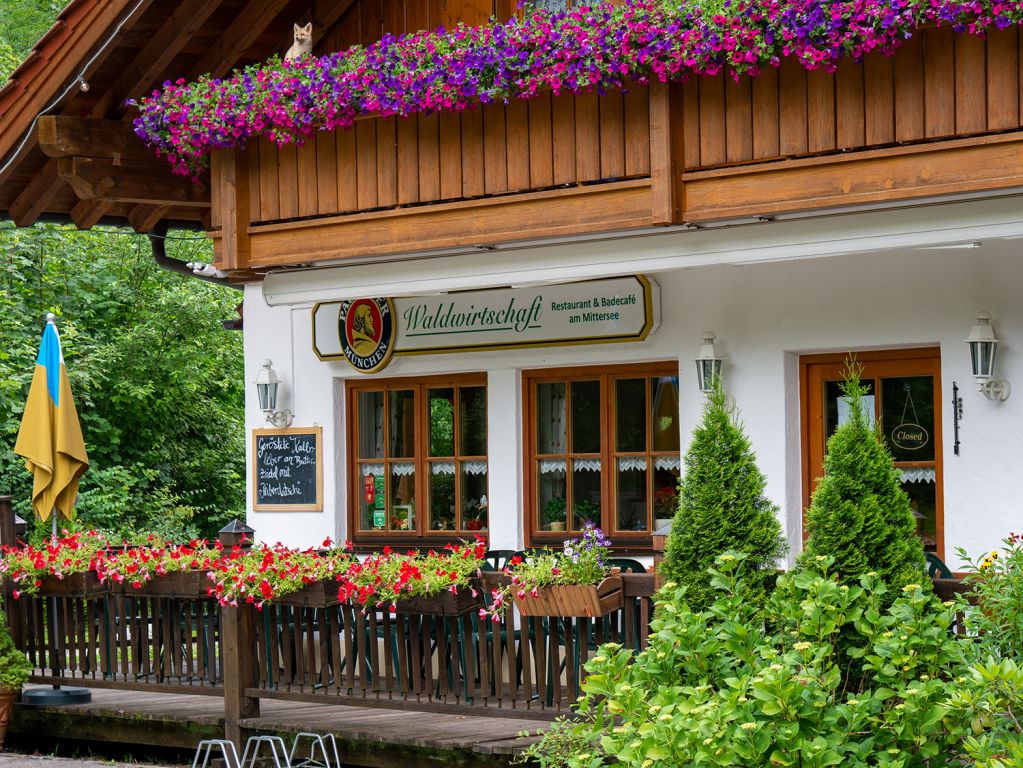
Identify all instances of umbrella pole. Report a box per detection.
[22,510,91,707]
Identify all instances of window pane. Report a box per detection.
[460,386,488,456]
[653,459,681,530]
[824,379,875,438]
[389,464,416,531]
[651,376,680,452]
[428,388,455,457]
[462,463,488,532]
[357,391,384,459]
[388,389,416,458]
[571,380,601,453]
[616,457,647,531]
[429,462,455,532]
[571,459,601,530]
[901,472,937,552]
[538,459,567,531]
[360,466,386,530]
[882,376,935,462]
[537,382,567,454]
[615,378,646,452]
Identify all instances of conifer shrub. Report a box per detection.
[660,383,786,611]
[799,364,927,593]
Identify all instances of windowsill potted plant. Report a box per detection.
[543,496,567,532]
[483,526,623,619]
[465,496,488,531]
[653,486,678,531]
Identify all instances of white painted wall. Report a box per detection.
[243,207,1023,570]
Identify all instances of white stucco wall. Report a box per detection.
[243,201,1023,570]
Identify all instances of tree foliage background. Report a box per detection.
[1,225,245,540]
[1,3,245,539]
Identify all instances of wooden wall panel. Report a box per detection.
[296,139,318,217]
[988,27,1020,130]
[956,34,988,134]
[337,126,358,212]
[574,93,601,180]
[778,60,808,156]
[376,118,398,208]
[724,77,752,163]
[277,143,298,219]
[834,60,865,149]
[894,35,925,142]
[418,113,441,200]
[506,99,531,191]
[396,116,419,204]
[461,108,485,198]
[315,132,338,215]
[923,27,955,138]
[599,92,626,178]
[864,54,895,145]
[751,68,780,160]
[699,75,726,166]
[482,103,508,194]
[552,94,577,185]
[806,69,835,153]
[528,95,554,188]
[439,111,463,199]
[257,137,279,221]
[624,86,650,176]
[355,120,378,209]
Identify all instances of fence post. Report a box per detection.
[0,496,15,549]
[220,522,259,751]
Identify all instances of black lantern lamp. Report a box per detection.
[219,519,255,549]
[255,359,294,427]
[694,332,723,393]
[966,312,1010,401]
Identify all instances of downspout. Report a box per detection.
[148,220,240,290]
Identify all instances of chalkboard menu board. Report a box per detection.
[252,427,323,511]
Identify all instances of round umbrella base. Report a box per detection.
[21,687,92,706]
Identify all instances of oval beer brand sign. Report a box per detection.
[891,423,929,451]
[338,298,396,373]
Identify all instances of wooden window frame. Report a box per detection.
[346,372,488,549]
[799,347,944,559]
[523,361,681,550]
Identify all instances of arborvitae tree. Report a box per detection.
[799,365,927,593]
[661,383,786,611]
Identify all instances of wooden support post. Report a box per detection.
[0,496,14,549]
[220,528,259,750]
[649,81,685,226]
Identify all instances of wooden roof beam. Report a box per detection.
[93,0,226,118]
[127,204,171,233]
[57,156,209,206]
[189,0,295,79]
[8,158,63,226]
[38,115,155,162]
[70,198,111,230]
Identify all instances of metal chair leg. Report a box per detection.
[240,735,291,768]
[191,739,240,768]
[289,732,340,768]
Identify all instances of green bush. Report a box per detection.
[799,364,926,595]
[660,384,786,611]
[0,609,30,692]
[523,553,961,768]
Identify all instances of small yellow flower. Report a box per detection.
[643,760,654,768]
[769,664,783,672]
[720,554,736,562]
[920,675,930,682]
[740,722,757,731]
[847,699,861,706]
[815,555,828,561]
[648,705,662,714]
[991,551,999,560]
[902,583,921,592]
[658,713,672,721]
[703,737,713,746]
[793,641,812,652]
[738,695,748,703]
[840,585,849,591]
[866,571,878,577]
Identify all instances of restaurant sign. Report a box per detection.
[312,275,658,372]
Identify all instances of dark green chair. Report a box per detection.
[926,552,953,579]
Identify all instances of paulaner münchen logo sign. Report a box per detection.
[337,298,395,373]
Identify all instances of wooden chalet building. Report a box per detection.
[3,0,1023,570]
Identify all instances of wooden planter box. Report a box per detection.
[514,575,624,618]
[39,571,107,598]
[275,579,341,608]
[124,571,211,599]
[392,585,483,617]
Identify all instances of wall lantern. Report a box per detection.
[255,359,294,427]
[966,312,1010,401]
[694,332,723,393]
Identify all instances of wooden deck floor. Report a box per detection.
[10,686,547,768]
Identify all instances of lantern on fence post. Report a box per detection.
[219,519,255,549]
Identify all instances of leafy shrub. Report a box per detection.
[799,364,926,595]
[956,534,1023,659]
[524,553,963,768]
[660,384,786,611]
[0,608,30,692]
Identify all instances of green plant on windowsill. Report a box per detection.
[543,497,567,532]
[573,499,600,528]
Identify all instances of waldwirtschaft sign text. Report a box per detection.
[312,276,658,372]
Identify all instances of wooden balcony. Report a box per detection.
[210,26,1023,271]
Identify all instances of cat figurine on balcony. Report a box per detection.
[285,23,313,62]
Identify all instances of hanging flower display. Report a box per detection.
[0,530,109,597]
[131,0,1023,179]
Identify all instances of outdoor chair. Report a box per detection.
[926,552,953,579]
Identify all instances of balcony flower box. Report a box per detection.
[513,574,623,618]
[392,583,482,617]
[39,572,107,598]
[275,579,342,608]
[123,571,211,599]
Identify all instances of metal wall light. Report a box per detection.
[255,359,295,426]
[694,332,723,393]
[966,312,1010,401]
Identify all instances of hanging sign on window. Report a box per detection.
[312,275,658,372]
